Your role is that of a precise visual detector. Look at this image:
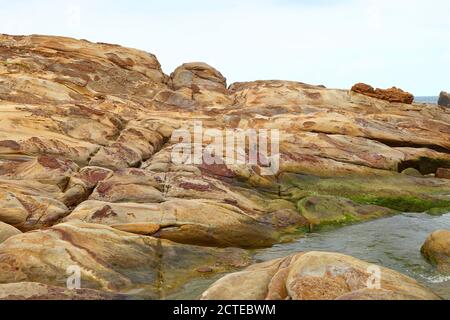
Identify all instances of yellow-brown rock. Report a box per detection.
[0,222,21,244]
[421,230,450,274]
[0,34,450,300]
[200,252,440,300]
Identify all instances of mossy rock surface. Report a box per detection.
[297,195,395,229]
[281,173,450,213]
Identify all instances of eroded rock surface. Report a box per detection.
[200,251,440,300]
[351,83,414,104]
[0,282,126,300]
[0,221,249,298]
[0,34,449,299]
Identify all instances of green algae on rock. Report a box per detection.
[297,195,395,230]
[281,173,450,213]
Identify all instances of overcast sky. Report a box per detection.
[1,0,449,95]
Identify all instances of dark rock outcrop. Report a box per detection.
[438,91,450,107]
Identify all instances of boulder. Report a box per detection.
[170,62,227,92]
[351,83,414,104]
[200,251,440,300]
[438,91,450,107]
[421,230,450,274]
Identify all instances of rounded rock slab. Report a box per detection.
[200,251,440,300]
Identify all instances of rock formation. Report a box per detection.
[200,251,440,300]
[351,83,414,104]
[0,34,449,299]
[421,230,450,274]
[438,91,450,107]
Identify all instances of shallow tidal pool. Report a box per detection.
[169,212,450,300]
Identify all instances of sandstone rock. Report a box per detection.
[0,34,168,104]
[0,221,249,298]
[0,155,78,188]
[351,83,414,104]
[0,282,126,300]
[436,168,450,179]
[438,91,450,107]
[171,62,227,92]
[0,222,21,244]
[0,180,70,231]
[421,230,450,274]
[89,168,164,203]
[111,223,160,235]
[63,199,280,248]
[200,251,440,300]
[0,34,450,299]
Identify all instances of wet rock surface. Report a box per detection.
[0,34,449,299]
[421,230,450,274]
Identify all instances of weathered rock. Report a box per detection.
[200,252,440,300]
[0,282,126,300]
[0,222,21,244]
[0,180,70,231]
[438,91,450,107]
[297,196,395,229]
[421,230,450,274]
[89,127,165,170]
[351,83,414,104]
[0,155,78,188]
[1,34,450,299]
[89,168,164,203]
[63,199,281,248]
[171,62,227,92]
[0,221,249,298]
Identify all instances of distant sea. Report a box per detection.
[414,96,439,104]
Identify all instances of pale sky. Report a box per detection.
[1,0,449,95]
